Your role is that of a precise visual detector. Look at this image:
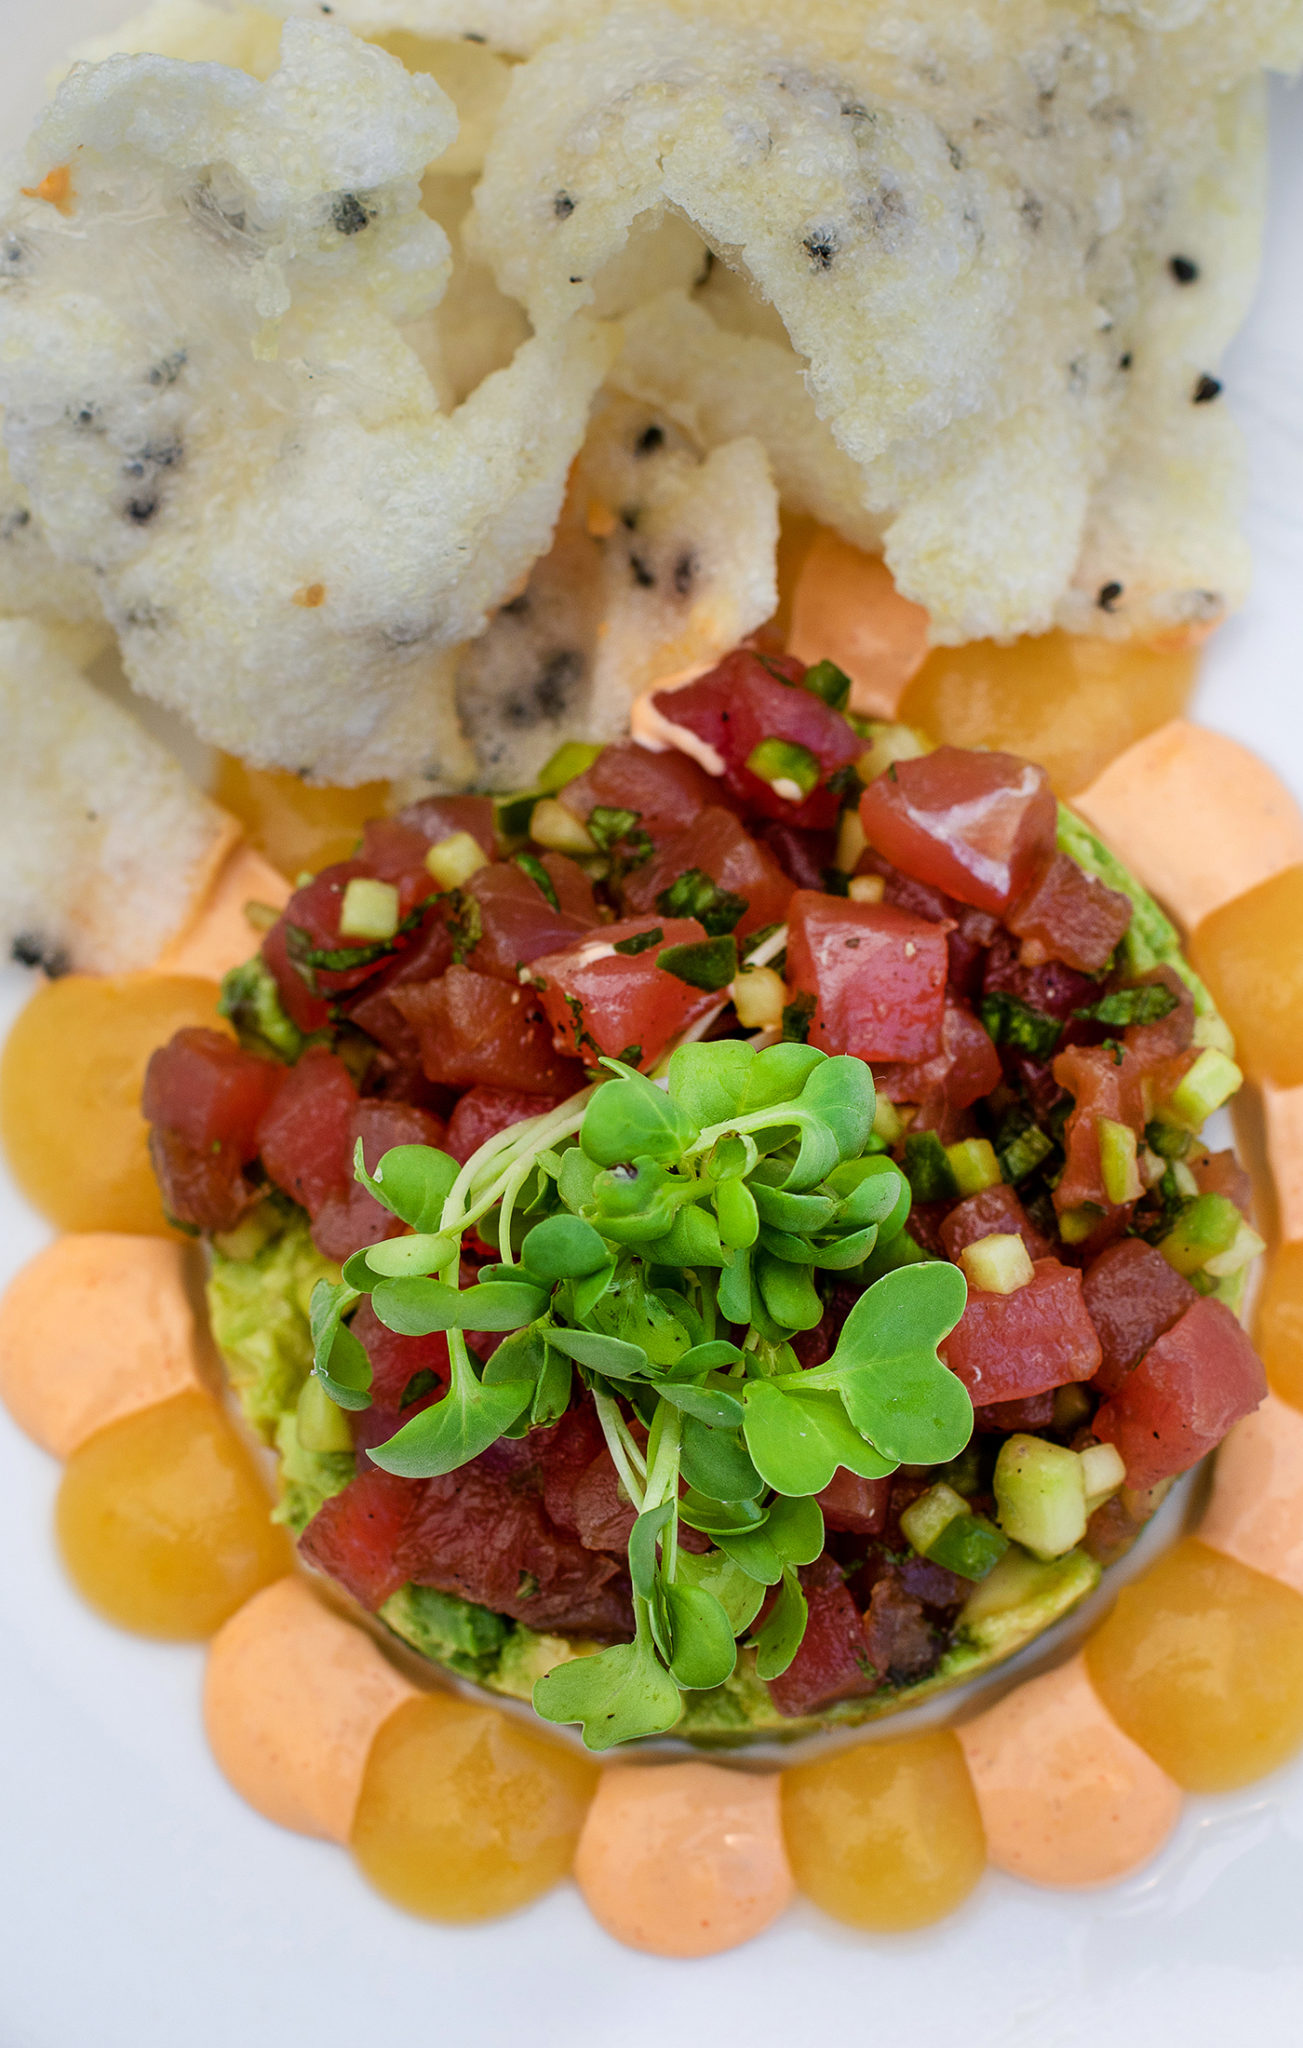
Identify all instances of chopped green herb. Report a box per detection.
[657,934,738,992]
[993,1107,1055,1185]
[586,805,652,863]
[514,852,559,911]
[1073,984,1178,1028]
[655,867,749,935]
[612,927,663,956]
[781,991,816,1042]
[978,990,1062,1062]
[444,889,483,965]
[801,659,852,712]
[219,956,304,1062]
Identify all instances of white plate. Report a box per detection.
[3,15,1303,2044]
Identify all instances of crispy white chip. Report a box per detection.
[418,172,529,406]
[613,287,881,550]
[0,443,103,629]
[268,0,593,57]
[453,393,778,787]
[371,31,513,175]
[0,23,613,783]
[0,621,235,974]
[55,0,284,79]
[467,0,1297,642]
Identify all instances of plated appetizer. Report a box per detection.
[4,0,1303,1971]
[140,648,1265,1745]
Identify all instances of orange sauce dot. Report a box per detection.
[1085,1536,1303,1792]
[0,972,227,1234]
[781,1728,986,1930]
[351,1691,597,1921]
[1255,1242,1303,1412]
[1191,864,1303,1086]
[899,629,1197,797]
[214,756,391,879]
[56,1389,290,1638]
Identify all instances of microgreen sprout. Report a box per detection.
[316,1039,971,1745]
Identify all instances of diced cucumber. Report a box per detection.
[1145,1116,1191,1161]
[904,1129,959,1201]
[1160,1192,1242,1275]
[945,1137,1002,1196]
[1058,1203,1103,1245]
[296,1372,355,1454]
[1203,1217,1266,1279]
[994,1434,1087,1560]
[872,1096,906,1146]
[424,829,489,890]
[746,737,820,801]
[1098,1118,1142,1204]
[1079,1441,1126,1513]
[997,1121,1055,1184]
[338,876,399,941]
[959,1231,1034,1295]
[901,1480,1009,1583]
[836,806,868,873]
[899,1481,968,1554]
[848,873,886,904]
[495,789,540,841]
[928,1511,1009,1582]
[537,739,602,792]
[856,722,931,784]
[1167,1047,1243,1127]
[528,798,596,854]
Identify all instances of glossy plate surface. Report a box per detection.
[3,16,1303,2044]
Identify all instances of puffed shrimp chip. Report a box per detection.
[613,288,881,553]
[0,22,613,784]
[268,0,594,58]
[453,393,778,788]
[469,1,1283,643]
[54,0,284,79]
[0,621,236,975]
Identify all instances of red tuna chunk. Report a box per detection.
[859,746,1056,915]
[785,891,949,1062]
[1082,1238,1198,1396]
[1092,1297,1266,1489]
[941,1259,1102,1403]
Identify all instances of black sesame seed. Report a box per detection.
[331,193,372,235]
[126,496,159,524]
[629,553,656,590]
[673,551,697,597]
[1193,374,1222,404]
[147,349,187,388]
[1169,255,1199,284]
[1,508,31,538]
[11,933,69,977]
[634,424,664,457]
[1118,352,1133,370]
[553,191,576,219]
[1097,581,1124,612]
[802,232,837,271]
